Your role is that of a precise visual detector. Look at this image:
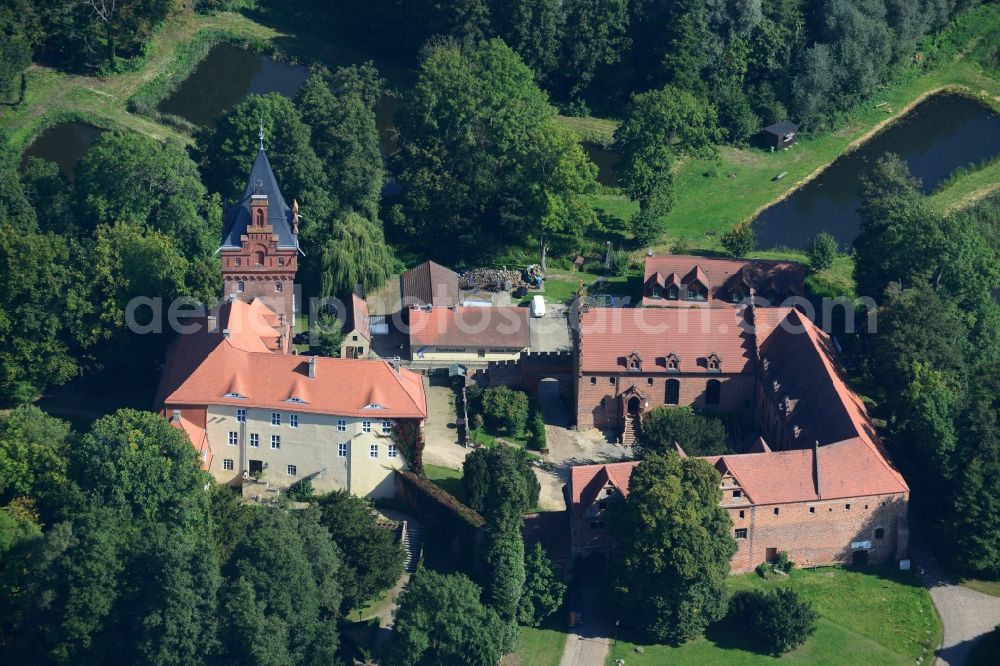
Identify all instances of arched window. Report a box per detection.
[255,250,265,266]
[705,379,721,406]
[275,281,283,293]
[665,379,680,405]
[255,209,264,226]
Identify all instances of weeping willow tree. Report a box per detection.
[318,212,396,297]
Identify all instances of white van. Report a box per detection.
[530,295,546,318]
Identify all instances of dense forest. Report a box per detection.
[854,161,1000,577]
[0,406,406,664]
[0,0,1000,596]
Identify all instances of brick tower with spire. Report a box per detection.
[219,129,301,349]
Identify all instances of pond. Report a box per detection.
[582,141,621,187]
[753,93,1000,250]
[158,42,402,158]
[158,43,310,127]
[21,121,104,180]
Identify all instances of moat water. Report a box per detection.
[753,93,1000,250]
[21,121,104,180]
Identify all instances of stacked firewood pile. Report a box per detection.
[459,268,523,292]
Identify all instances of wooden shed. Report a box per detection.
[762,121,799,149]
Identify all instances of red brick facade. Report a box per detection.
[576,372,756,431]
[220,194,297,332]
[725,493,908,572]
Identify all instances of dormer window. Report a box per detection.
[687,282,708,301]
[626,351,642,372]
[224,392,247,399]
[650,285,662,299]
[363,403,386,410]
[665,353,680,371]
[706,353,722,372]
[730,287,747,303]
[286,397,307,404]
[667,285,679,300]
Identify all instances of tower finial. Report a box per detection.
[258,119,264,150]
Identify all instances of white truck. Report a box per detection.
[530,294,546,318]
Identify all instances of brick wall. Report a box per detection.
[571,491,909,573]
[576,372,756,430]
[727,492,908,573]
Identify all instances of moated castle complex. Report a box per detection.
[156,147,908,573]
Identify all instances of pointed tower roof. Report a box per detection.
[220,148,297,250]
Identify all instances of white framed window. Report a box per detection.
[369,444,378,458]
[289,414,299,428]
[271,412,281,426]
[236,281,245,293]
[236,408,246,423]
[362,420,372,433]
[338,443,348,458]
[388,444,397,459]
[287,464,297,476]
[249,433,259,448]
[223,458,234,471]
[381,420,392,434]
[337,418,347,432]
[228,431,238,446]
[271,435,281,449]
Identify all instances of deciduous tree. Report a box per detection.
[607,452,735,644]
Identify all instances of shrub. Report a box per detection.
[727,588,818,655]
[286,478,314,501]
[610,249,632,277]
[806,232,838,271]
[481,387,530,436]
[721,219,755,257]
[316,313,344,357]
[773,550,794,573]
[528,407,546,451]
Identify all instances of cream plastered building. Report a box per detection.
[156,299,426,499]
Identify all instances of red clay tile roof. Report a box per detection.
[344,294,371,341]
[642,255,805,307]
[572,435,907,510]
[172,416,211,468]
[409,306,530,350]
[578,307,756,374]
[570,461,637,519]
[400,260,459,307]
[572,305,908,510]
[155,300,426,419]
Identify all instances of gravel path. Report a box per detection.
[910,529,1000,665]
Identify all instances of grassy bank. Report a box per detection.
[608,566,941,666]
[0,11,280,149]
[583,5,1000,258]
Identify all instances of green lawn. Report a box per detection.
[581,5,1000,263]
[423,463,466,504]
[511,625,567,666]
[962,579,1000,597]
[0,11,280,149]
[608,566,941,666]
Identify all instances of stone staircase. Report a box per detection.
[401,521,422,573]
[622,413,640,447]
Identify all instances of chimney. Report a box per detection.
[171,410,182,424]
[308,356,317,379]
[390,356,402,375]
[207,315,218,333]
[223,328,231,340]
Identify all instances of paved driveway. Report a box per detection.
[910,529,1000,665]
